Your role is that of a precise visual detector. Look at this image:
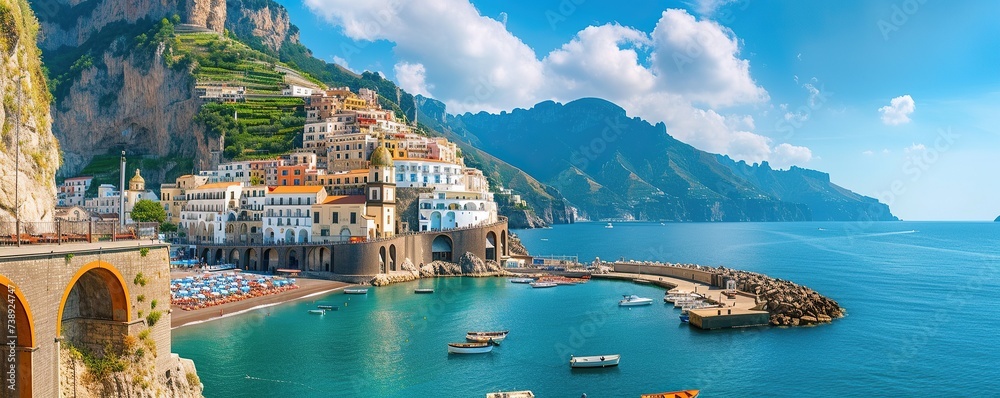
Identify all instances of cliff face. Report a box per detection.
[225,0,296,53]
[0,0,61,221]
[53,40,212,178]
[34,0,224,50]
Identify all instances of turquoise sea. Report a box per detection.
[172,222,1000,397]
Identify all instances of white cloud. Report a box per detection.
[879,95,915,125]
[904,143,926,153]
[770,143,813,169]
[304,2,807,167]
[393,62,432,97]
[692,0,739,16]
[862,150,874,156]
[331,56,356,73]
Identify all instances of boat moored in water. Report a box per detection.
[640,390,700,398]
[529,282,557,288]
[467,330,509,342]
[307,309,325,315]
[570,354,620,368]
[605,222,614,229]
[414,288,434,294]
[316,305,338,311]
[485,391,535,398]
[344,288,369,294]
[509,278,534,284]
[448,341,496,354]
[619,294,653,306]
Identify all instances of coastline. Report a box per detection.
[170,278,352,329]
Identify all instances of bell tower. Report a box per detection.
[366,141,396,238]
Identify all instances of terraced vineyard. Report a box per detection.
[172,32,316,160]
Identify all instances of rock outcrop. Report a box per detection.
[34,0,225,51]
[717,267,845,326]
[225,0,296,53]
[0,0,61,222]
[52,41,212,178]
[369,253,510,286]
[60,346,204,398]
[508,233,529,256]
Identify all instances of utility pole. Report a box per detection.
[119,150,126,226]
[14,75,21,246]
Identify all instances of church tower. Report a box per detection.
[366,142,396,238]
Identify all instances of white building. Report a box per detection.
[263,186,327,243]
[180,182,243,244]
[282,85,316,97]
[394,159,466,191]
[82,170,158,222]
[58,176,93,206]
[418,191,498,231]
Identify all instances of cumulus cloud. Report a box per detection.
[393,62,432,97]
[770,143,813,169]
[304,2,807,167]
[879,95,915,125]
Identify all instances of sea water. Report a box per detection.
[172,221,1000,397]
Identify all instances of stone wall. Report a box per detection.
[612,263,716,285]
[0,242,182,397]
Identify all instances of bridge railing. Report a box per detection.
[0,220,160,246]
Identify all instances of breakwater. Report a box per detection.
[369,252,512,286]
[604,260,844,326]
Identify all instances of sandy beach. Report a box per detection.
[170,275,352,328]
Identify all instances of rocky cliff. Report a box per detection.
[34,0,224,50]
[0,0,61,221]
[225,0,296,54]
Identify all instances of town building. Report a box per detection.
[57,176,92,206]
[179,182,243,244]
[263,186,327,244]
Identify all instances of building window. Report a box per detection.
[350,212,357,224]
[332,212,339,223]
[314,213,320,223]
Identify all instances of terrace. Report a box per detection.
[0,220,160,246]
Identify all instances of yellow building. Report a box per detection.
[311,195,372,242]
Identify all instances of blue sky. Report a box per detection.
[278,0,1000,220]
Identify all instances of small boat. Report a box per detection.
[641,390,700,398]
[509,278,534,284]
[467,330,509,342]
[448,341,495,354]
[529,282,557,288]
[414,288,434,294]
[316,305,338,311]
[344,288,369,294]
[307,309,325,315]
[570,354,620,368]
[605,222,613,229]
[679,314,690,323]
[619,294,653,306]
[486,391,535,398]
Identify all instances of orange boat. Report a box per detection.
[640,390,699,398]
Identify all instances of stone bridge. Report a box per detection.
[0,240,174,397]
[188,220,511,280]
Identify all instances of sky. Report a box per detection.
[276,0,1000,221]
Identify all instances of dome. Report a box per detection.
[369,145,394,168]
[129,169,145,190]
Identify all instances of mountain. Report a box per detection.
[0,0,61,221]
[31,0,571,227]
[428,97,896,222]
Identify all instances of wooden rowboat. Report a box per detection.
[640,390,700,398]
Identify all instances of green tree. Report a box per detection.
[131,199,166,223]
[159,222,178,233]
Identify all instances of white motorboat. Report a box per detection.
[529,282,557,288]
[448,341,495,354]
[467,330,509,342]
[414,288,435,294]
[570,354,620,368]
[619,294,653,306]
[307,309,325,315]
[605,222,614,229]
[316,305,338,311]
[486,391,535,398]
[509,278,534,284]
[344,288,369,294]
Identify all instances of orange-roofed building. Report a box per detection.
[311,195,373,243]
[263,185,328,244]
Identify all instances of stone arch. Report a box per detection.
[57,262,131,357]
[263,248,279,272]
[298,228,309,243]
[245,248,258,270]
[432,235,453,262]
[230,248,241,265]
[463,202,474,210]
[214,249,224,264]
[286,248,300,269]
[0,275,34,397]
[430,211,442,230]
[284,229,295,244]
[308,247,328,271]
[379,246,387,273]
[389,245,397,271]
[486,231,497,261]
[444,212,456,229]
[201,248,210,263]
[339,227,352,242]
